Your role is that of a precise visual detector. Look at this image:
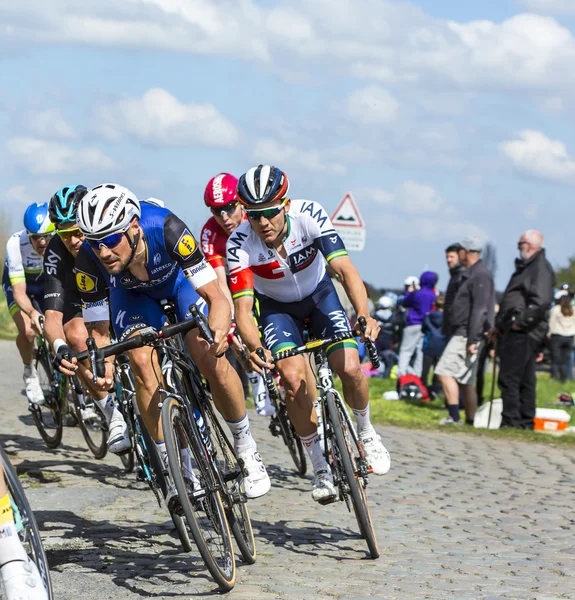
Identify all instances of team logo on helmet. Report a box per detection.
[174,229,197,258]
[76,270,97,293]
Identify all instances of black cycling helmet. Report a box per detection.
[237,165,289,206]
[48,184,88,225]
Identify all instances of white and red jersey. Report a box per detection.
[226,199,348,304]
[200,214,248,272]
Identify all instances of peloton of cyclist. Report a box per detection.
[2,203,53,406]
[227,165,391,502]
[43,185,131,454]
[201,172,274,416]
[68,184,270,500]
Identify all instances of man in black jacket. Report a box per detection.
[443,243,465,336]
[436,237,495,424]
[491,230,555,429]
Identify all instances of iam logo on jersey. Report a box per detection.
[76,270,97,293]
[174,229,196,258]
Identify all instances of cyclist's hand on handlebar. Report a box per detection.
[84,361,114,391]
[355,315,380,343]
[53,345,78,377]
[250,347,274,376]
[29,309,42,335]
[207,312,231,357]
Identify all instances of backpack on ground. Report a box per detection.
[397,374,429,402]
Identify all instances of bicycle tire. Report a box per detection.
[278,406,307,476]
[202,402,256,564]
[325,391,380,559]
[162,396,236,591]
[31,351,62,449]
[72,386,108,460]
[116,366,136,473]
[1,447,53,599]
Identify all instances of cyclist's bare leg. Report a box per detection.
[185,329,245,422]
[275,354,318,436]
[327,346,368,410]
[126,344,164,442]
[11,310,34,365]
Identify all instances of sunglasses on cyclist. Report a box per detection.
[56,226,83,243]
[29,233,52,243]
[211,202,239,217]
[245,199,287,221]
[86,232,125,251]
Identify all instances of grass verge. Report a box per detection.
[0,292,16,340]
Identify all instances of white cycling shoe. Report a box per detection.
[311,468,337,503]
[107,417,131,455]
[1,558,48,600]
[23,367,44,406]
[360,430,391,475]
[237,449,271,499]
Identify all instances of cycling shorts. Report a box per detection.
[2,262,45,316]
[258,274,358,357]
[109,269,208,340]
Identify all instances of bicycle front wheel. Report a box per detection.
[325,391,380,559]
[31,352,62,449]
[202,403,256,564]
[1,447,53,599]
[72,386,108,459]
[277,405,307,476]
[162,396,236,591]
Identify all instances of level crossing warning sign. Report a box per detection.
[330,193,366,251]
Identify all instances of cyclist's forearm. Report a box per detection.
[215,266,234,312]
[12,283,36,317]
[235,307,261,352]
[332,260,370,318]
[44,310,65,350]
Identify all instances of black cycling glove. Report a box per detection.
[53,344,77,371]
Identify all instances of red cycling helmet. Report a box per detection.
[204,173,239,207]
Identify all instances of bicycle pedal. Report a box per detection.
[135,468,146,482]
[317,495,338,506]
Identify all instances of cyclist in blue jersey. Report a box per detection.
[67,184,270,500]
[2,203,53,405]
[228,165,391,503]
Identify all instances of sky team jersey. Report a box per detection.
[5,230,45,286]
[226,199,348,304]
[75,202,216,321]
[200,214,248,271]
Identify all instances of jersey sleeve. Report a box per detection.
[200,222,225,270]
[226,229,254,300]
[164,213,217,290]
[75,246,110,323]
[6,234,25,285]
[43,238,66,313]
[300,201,348,263]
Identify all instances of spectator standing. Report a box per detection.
[443,243,465,336]
[398,271,438,378]
[436,237,495,425]
[421,294,447,397]
[491,230,554,429]
[548,294,575,382]
[373,295,401,377]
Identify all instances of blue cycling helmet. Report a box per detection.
[23,202,55,235]
[48,184,88,225]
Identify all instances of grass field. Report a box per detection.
[363,371,575,447]
[0,292,16,339]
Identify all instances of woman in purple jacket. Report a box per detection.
[398,271,438,378]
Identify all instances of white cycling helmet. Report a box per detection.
[377,295,393,309]
[404,275,419,287]
[77,183,140,239]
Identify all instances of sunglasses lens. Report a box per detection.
[247,207,281,220]
[87,233,124,250]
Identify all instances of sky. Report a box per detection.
[1,0,575,290]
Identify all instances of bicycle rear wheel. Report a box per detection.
[202,403,256,564]
[162,396,236,591]
[325,391,380,559]
[72,385,108,459]
[1,447,53,599]
[31,352,62,449]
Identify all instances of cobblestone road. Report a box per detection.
[1,340,575,599]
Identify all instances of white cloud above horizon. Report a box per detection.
[95,88,239,148]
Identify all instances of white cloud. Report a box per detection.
[499,130,575,183]
[24,109,77,139]
[95,88,238,147]
[3,2,575,91]
[517,0,575,15]
[253,138,346,175]
[346,85,399,125]
[6,137,115,175]
[540,96,565,113]
[360,181,449,214]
